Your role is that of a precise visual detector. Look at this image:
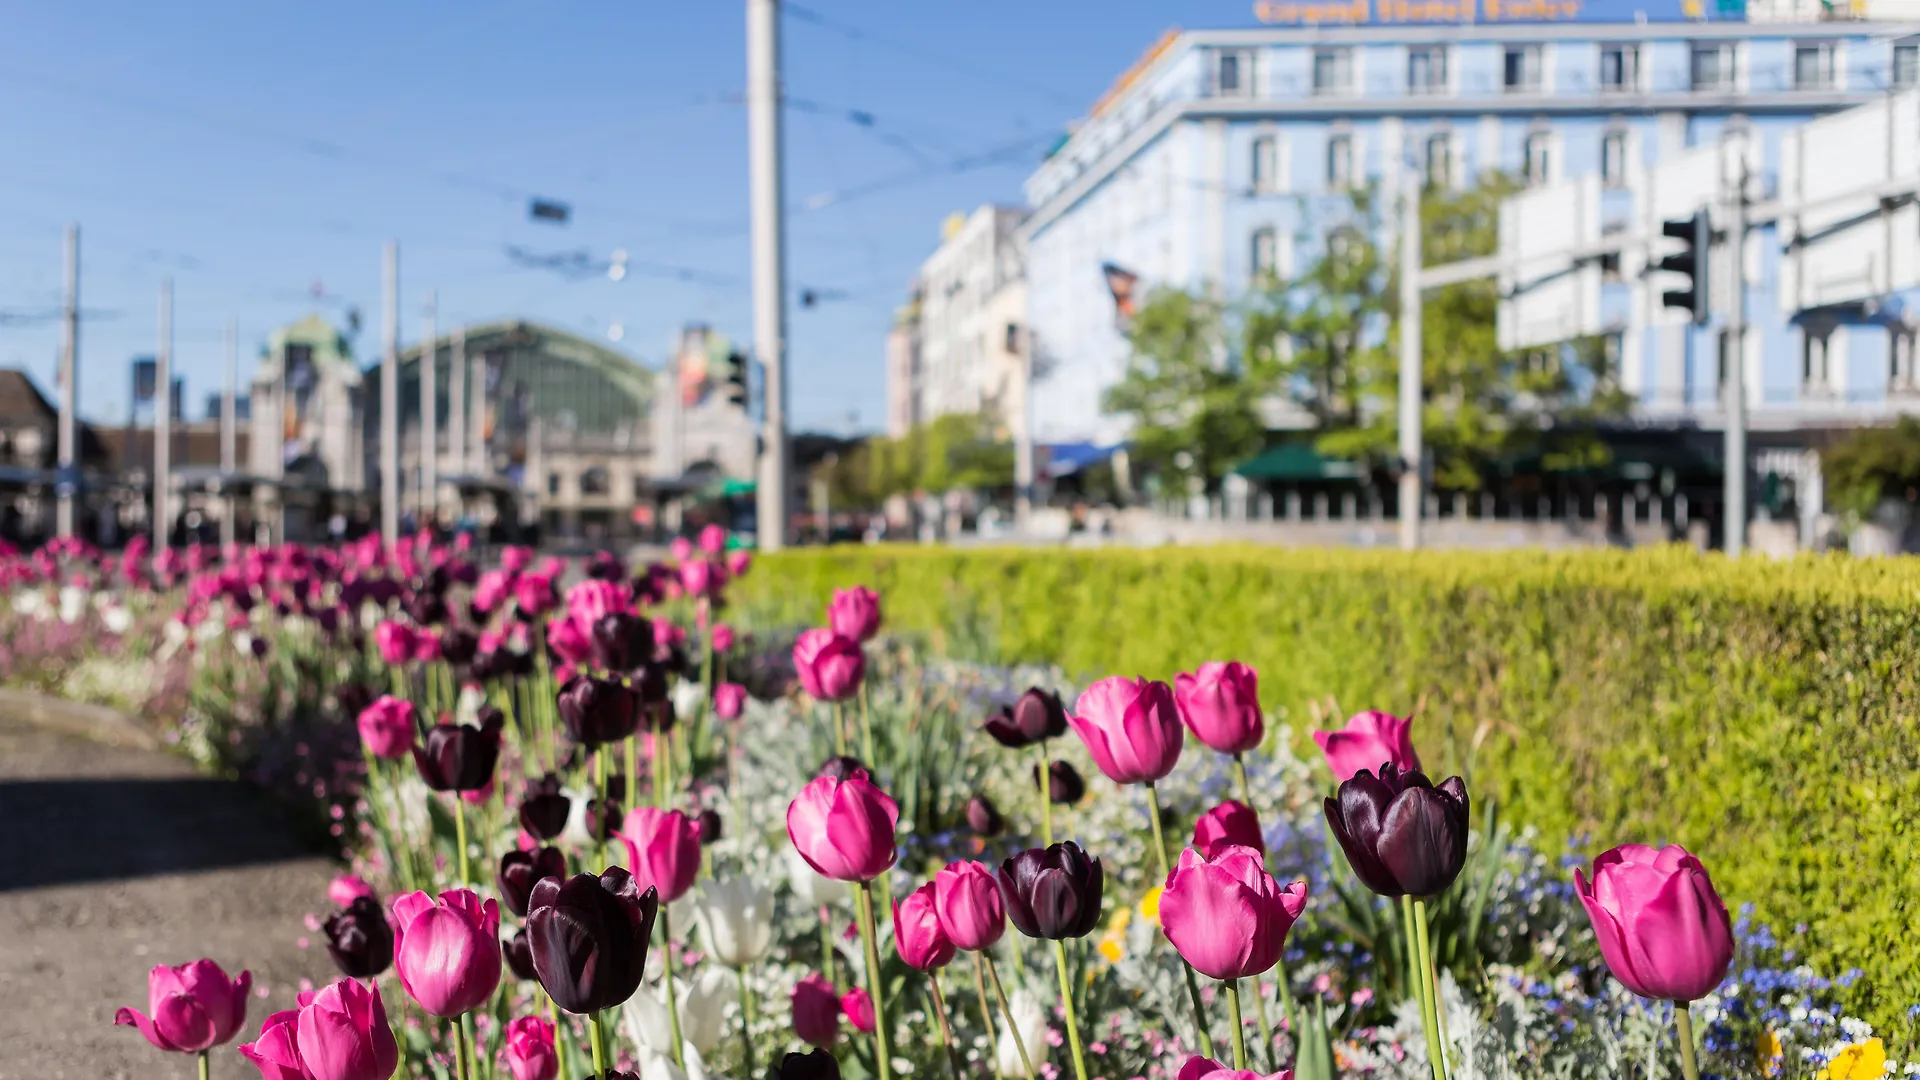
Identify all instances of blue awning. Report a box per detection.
[1040,442,1121,479]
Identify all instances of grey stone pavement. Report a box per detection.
[0,707,337,1079]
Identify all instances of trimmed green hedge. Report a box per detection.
[740,545,1920,1022]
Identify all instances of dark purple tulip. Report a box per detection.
[630,662,669,706]
[498,847,569,918]
[407,590,447,627]
[412,711,504,792]
[439,628,479,667]
[519,774,571,842]
[334,682,375,721]
[818,755,867,781]
[323,896,394,979]
[983,687,1070,748]
[771,1049,841,1080]
[591,612,653,673]
[1323,762,1471,899]
[586,550,626,581]
[1034,759,1085,805]
[526,867,659,1014]
[965,794,1003,837]
[585,796,624,843]
[696,808,723,846]
[557,675,640,748]
[502,929,536,980]
[995,841,1103,940]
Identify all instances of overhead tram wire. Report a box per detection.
[783,3,1087,110]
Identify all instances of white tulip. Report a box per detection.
[697,877,775,968]
[625,971,727,1059]
[671,678,705,721]
[101,605,131,635]
[57,585,86,624]
[996,988,1050,1078]
[784,843,849,908]
[12,591,45,619]
[558,786,598,847]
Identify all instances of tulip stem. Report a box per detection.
[588,1009,610,1079]
[453,1013,470,1080]
[736,969,757,1080]
[854,880,894,1077]
[859,681,876,771]
[544,992,571,1080]
[660,904,687,1069]
[832,700,848,757]
[197,1049,209,1080]
[1146,781,1215,1059]
[1049,939,1089,1080]
[982,952,1035,1080]
[818,905,838,987]
[1223,979,1247,1071]
[1413,899,1448,1080]
[453,795,470,887]
[1675,1005,1701,1080]
[623,733,638,817]
[969,952,1005,1080]
[1034,745,1053,847]
[928,969,964,1080]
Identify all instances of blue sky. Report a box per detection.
[0,1,1265,435]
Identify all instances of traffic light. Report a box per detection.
[722,351,749,408]
[1658,209,1711,326]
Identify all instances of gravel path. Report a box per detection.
[0,708,337,1079]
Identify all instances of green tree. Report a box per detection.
[1820,416,1920,519]
[1103,288,1265,494]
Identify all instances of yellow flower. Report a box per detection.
[1138,886,1164,925]
[1756,1030,1783,1076]
[1818,1039,1887,1080]
[1097,934,1125,963]
[1097,907,1132,963]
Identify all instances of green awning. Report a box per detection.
[1232,443,1364,481]
[717,478,756,497]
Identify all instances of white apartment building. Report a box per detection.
[909,206,1029,433]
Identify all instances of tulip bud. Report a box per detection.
[713,682,748,721]
[502,929,537,981]
[391,889,503,1017]
[1173,660,1263,755]
[932,859,1006,952]
[518,775,571,842]
[1312,710,1421,783]
[439,628,479,667]
[357,696,417,761]
[591,612,653,673]
[1323,762,1469,899]
[334,682,374,722]
[1069,676,1184,785]
[697,877,775,968]
[412,712,504,793]
[527,868,659,1014]
[793,628,864,701]
[840,986,876,1034]
[497,847,569,918]
[787,768,899,883]
[1034,759,1085,805]
[1193,799,1264,857]
[327,874,377,909]
[696,808,724,845]
[965,794,1003,837]
[557,674,640,748]
[1575,844,1734,1003]
[817,755,867,781]
[827,586,882,642]
[1160,844,1306,980]
[892,882,957,972]
[296,978,401,1080]
[791,973,842,1048]
[996,842,1103,940]
[770,1048,841,1080]
[586,550,626,581]
[323,896,395,979]
[504,1016,560,1080]
[114,959,252,1053]
[982,687,1069,749]
[618,807,702,903]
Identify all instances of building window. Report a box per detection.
[1794,42,1835,90]
[1601,249,1623,282]
[1600,44,1639,92]
[1312,48,1353,95]
[1326,134,1354,188]
[1251,135,1279,193]
[1408,46,1449,95]
[1424,133,1453,189]
[1717,330,1734,391]
[1892,329,1916,389]
[1691,43,1734,91]
[547,472,561,496]
[1896,43,1919,88]
[1216,50,1253,97]
[1601,130,1629,188]
[1803,329,1833,392]
[1251,228,1279,280]
[1523,132,1553,186]
[580,466,610,496]
[1503,45,1543,92]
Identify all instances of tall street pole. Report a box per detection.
[468,351,485,477]
[56,224,79,539]
[421,291,438,527]
[381,241,400,547]
[154,279,173,548]
[221,317,237,549]
[1724,159,1748,557]
[449,324,467,477]
[1397,167,1424,552]
[748,0,789,551]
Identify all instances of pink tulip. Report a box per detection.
[297,978,400,1080]
[473,569,514,615]
[514,574,557,617]
[713,682,748,721]
[411,630,442,664]
[932,860,1006,952]
[502,1015,558,1080]
[711,622,736,653]
[681,558,716,597]
[653,616,687,651]
[1173,661,1263,755]
[566,579,630,627]
[726,550,752,578]
[114,958,251,1052]
[328,874,377,908]
[356,697,416,761]
[1068,676,1185,785]
[828,586,882,642]
[698,524,728,555]
[893,882,956,972]
[1193,800,1264,857]
[373,621,416,666]
[1310,710,1420,783]
[1177,1055,1295,1080]
[618,807,702,903]
[500,546,534,573]
[238,1006,308,1080]
[1159,844,1307,981]
[390,889,503,1017]
[544,614,593,667]
[1574,844,1734,1002]
[791,972,841,1047]
[793,628,865,701]
[670,536,694,562]
[841,987,875,1034]
[787,768,898,882]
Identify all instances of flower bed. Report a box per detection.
[1,535,1910,1079]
